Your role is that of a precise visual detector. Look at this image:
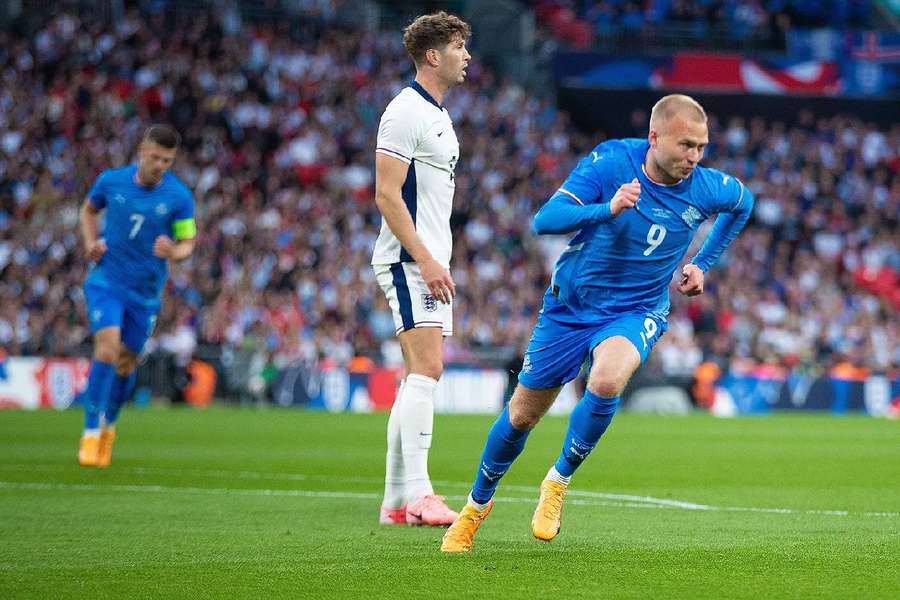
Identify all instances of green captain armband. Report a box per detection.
[173,218,197,240]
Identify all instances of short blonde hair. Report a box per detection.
[649,94,707,131]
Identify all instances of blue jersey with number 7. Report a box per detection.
[85,165,195,306]
[536,138,753,324]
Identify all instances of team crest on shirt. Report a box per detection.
[155,202,169,216]
[681,206,702,228]
[114,193,126,204]
[422,294,438,312]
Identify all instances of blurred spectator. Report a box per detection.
[532,0,875,44]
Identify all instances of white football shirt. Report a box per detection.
[372,82,459,267]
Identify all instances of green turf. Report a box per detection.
[1,407,898,599]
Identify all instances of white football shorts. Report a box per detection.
[373,262,453,337]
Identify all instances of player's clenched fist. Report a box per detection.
[610,178,641,216]
[153,235,175,259]
[86,239,107,261]
[678,263,705,297]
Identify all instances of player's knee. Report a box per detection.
[93,344,118,365]
[410,361,442,381]
[508,401,541,430]
[116,353,138,376]
[587,373,627,399]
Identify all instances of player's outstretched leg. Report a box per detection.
[533,334,639,542]
[441,404,530,551]
[79,359,116,467]
[442,381,560,552]
[98,371,135,468]
[532,389,619,541]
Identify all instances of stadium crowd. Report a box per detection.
[0,4,897,389]
[533,0,875,46]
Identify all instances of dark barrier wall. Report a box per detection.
[557,86,900,138]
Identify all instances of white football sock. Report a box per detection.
[382,379,406,509]
[467,493,491,511]
[546,466,572,486]
[400,373,437,500]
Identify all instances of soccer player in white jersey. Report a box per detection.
[372,12,471,526]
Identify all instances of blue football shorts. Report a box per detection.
[518,289,667,390]
[83,281,159,354]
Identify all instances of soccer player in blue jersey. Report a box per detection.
[441,95,754,551]
[77,125,196,467]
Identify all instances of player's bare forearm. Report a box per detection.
[154,236,194,261]
[374,153,432,264]
[80,200,107,260]
[374,190,432,263]
[80,201,101,247]
[171,238,195,261]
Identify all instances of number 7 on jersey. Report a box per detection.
[129,213,144,239]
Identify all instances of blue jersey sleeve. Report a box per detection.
[556,147,615,206]
[532,146,617,235]
[709,171,747,213]
[532,193,613,234]
[172,187,196,240]
[691,177,754,272]
[87,170,110,209]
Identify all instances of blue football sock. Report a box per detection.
[554,390,620,477]
[471,405,531,504]
[84,360,115,432]
[104,372,136,426]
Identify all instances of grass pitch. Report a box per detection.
[1,407,898,599]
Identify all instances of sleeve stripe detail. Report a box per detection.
[376,147,412,161]
[733,180,745,211]
[173,218,196,240]
[558,188,585,205]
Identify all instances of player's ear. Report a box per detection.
[426,47,440,67]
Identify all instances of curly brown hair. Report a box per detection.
[403,11,471,66]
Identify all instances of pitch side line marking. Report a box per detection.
[0,479,896,519]
[0,464,707,508]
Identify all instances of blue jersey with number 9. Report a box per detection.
[85,165,195,306]
[549,138,751,324]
